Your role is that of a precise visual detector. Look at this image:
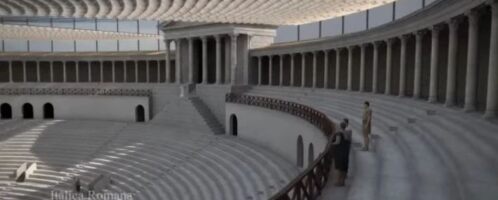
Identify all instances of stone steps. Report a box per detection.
[0,120,297,200]
[247,86,498,200]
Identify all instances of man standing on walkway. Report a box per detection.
[362,101,372,151]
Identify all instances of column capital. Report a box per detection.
[201,36,208,42]
[230,33,239,40]
[447,17,463,30]
[373,40,384,47]
[385,38,397,45]
[399,34,412,41]
[348,45,358,51]
[214,34,221,41]
[465,9,481,26]
[415,29,428,38]
[360,43,369,48]
[431,25,444,34]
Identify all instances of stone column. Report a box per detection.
[445,18,461,107]
[257,56,262,85]
[165,40,171,83]
[464,11,480,112]
[359,44,367,92]
[429,26,441,103]
[146,61,150,83]
[175,39,182,84]
[485,0,498,118]
[279,55,284,86]
[50,61,54,82]
[63,61,67,83]
[335,49,341,89]
[123,61,127,83]
[372,42,380,93]
[230,34,238,85]
[112,61,115,83]
[269,55,273,86]
[347,46,354,91]
[385,39,394,95]
[202,36,208,84]
[323,50,329,89]
[76,61,80,83]
[290,54,295,86]
[414,30,426,99]
[157,60,161,83]
[312,52,317,88]
[8,62,12,83]
[134,61,138,83]
[23,61,27,82]
[399,35,409,97]
[215,35,222,84]
[100,61,104,83]
[301,52,306,88]
[188,38,194,84]
[36,61,40,82]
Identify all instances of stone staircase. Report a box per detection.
[189,97,225,135]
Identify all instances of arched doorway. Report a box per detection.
[1,103,12,119]
[135,105,145,122]
[297,135,304,168]
[43,103,54,119]
[230,114,238,136]
[22,103,34,119]
[308,143,314,167]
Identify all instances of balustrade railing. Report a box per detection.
[0,88,152,97]
[225,93,336,200]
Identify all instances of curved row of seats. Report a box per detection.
[0,120,298,200]
[246,86,498,200]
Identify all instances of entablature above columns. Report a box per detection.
[250,0,487,56]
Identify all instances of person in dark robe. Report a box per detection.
[332,122,349,186]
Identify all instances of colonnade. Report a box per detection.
[0,59,173,84]
[251,1,498,118]
[164,34,242,85]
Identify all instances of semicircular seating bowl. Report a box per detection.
[0,120,298,200]
[246,86,498,200]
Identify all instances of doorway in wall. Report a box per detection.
[22,103,34,119]
[1,103,12,119]
[135,105,145,122]
[230,114,238,136]
[308,143,314,167]
[43,103,54,119]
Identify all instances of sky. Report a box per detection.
[0,0,436,52]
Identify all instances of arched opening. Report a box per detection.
[297,135,304,168]
[135,105,145,122]
[1,103,12,119]
[308,143,314,167]
[43,103,54,119]
[230,114,238,136]
[22,103,34,119]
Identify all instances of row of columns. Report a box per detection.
[253,1,498,118]
[164,34,239,85]
[2,60,171,83]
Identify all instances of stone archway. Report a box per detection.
[22,103,34,119]
[230,114,238,136]
[135,105,145,122]
[1,103,12,119]
[308,143,314,167]
[43,103,54,119]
